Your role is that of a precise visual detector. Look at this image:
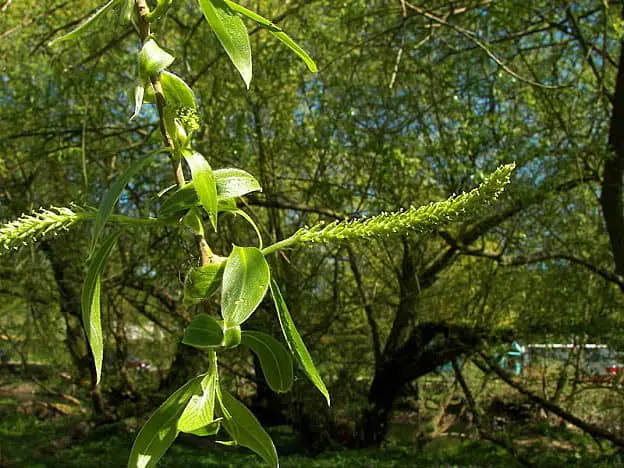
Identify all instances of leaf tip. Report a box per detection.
[243,73,252,89]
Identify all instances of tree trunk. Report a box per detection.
[360,366,402,446]
[601,6,624,281]
[355,322,488,447]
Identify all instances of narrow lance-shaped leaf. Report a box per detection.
[128,375,204,468]
[270,280,330,405]
[242,331,293,393]
[184,152,218,231]
[81,233,119,385]
[182,314,224,349]
[49,0,120,46]
[221,246,270,327]
[219,390,278,468]
[224,0,317,72]
[198,0,252,88]
[90,154,154,255]
[131,84,146,122]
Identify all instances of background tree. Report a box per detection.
[2,0,624,462]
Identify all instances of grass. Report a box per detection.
[1,395,624,468]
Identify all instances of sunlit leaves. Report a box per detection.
[160,71,196,109]
[198,0,252,88]
[224,0,317,72]
[214,168,262,199]
[222,325,241,348]
[133,39,175,120]
[128,375,204,468]
[242,331,293,393]
[139,38,175,79]
[184,151,218,231]
[270,280,330,405]
[178,370,219,434]
[159,169,261,219]
[158,183,197,219]
[81,233,119,385]
[219,391,278,468]
[221,246,270,327]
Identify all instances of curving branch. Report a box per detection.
[475,353,624,449]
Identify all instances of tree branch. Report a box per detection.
[475,353,624,449]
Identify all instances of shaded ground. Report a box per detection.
[1,393,623,468]
[1,367,623,468]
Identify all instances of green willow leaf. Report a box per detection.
[158,183,197,219]
[188,419,221,437]
[49,0,121,46]
[198,0,252,88]
[182,314,224,349]
[133,38,175,120]
[159,169,260,219]
[90,154,154,255]
[182,207,205,236]
[139,38,175,79]
[242,331,293,393]
[270,280,330,405]
[131,84,145,121]
[184,151,218,231]
[81,233,119,385]
[160,71,196,108]
[224,0,317,72]
[128,374,204,468]
[219,391,278,468]
[218,199,238,212]
[214,168,262,199]
[178,371,218,433]
[221,246,270,327]
[183,261,226,308]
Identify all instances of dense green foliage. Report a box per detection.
[2,0,624,465]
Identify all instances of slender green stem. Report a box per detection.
[261,236,297,256]
[134,0,214,265]
[209,350,217,370]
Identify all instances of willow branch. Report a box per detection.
[134,0,213,265]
